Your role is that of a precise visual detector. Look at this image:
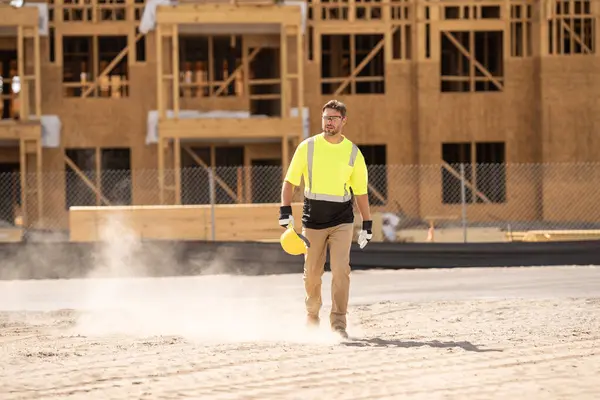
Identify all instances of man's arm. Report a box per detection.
[354,193,371,222]
[349,151,373,248]
[279,141,307,227]
[281,180,295,206]
[349,151,370,220]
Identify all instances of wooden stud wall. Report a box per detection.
[0,5,44,230]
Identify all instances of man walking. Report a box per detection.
[279,100,373,339]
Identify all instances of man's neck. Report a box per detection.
[321,132,344,144]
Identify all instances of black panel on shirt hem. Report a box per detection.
[301,197,355,230]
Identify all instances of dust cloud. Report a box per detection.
[69,213,348,345]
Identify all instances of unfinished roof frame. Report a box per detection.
[153,1,305,205]
[0,5,44,230]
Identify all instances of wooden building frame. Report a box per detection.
[0,5,44,229]
[153,1,305,205]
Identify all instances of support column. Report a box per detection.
[280,24,288,119]
[296,24,304,144]
[18,137,43,229]
[158,136,165,205]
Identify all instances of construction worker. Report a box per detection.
[279,99,372,339]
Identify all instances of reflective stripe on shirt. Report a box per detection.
[304,136,359,203]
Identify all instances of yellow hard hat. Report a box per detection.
[280,225,311,255]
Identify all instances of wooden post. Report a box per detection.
[34,28,41,118]
[174,137,181,204]
[36,139,43,227]
[158,137,165,205]
[95,147,101,206]
[156,24,164,119]
[19,139,27,227]
[280,24,288,119]
[296,25,304,143]
[17,25,25,121]
[172,24,180,118]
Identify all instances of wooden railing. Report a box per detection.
[48,0,146,23]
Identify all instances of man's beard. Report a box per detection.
[324,127,339,135]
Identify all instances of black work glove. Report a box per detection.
[358,220,373,249]
[279,205,293,228]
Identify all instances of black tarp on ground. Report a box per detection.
[0,239,599,280]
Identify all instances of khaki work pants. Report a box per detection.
[301,223,354,330]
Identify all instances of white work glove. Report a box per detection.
[357,220,373,249]
[279,205,294,228]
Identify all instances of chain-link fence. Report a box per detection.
[2,162,600,243]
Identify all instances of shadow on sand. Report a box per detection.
[344,337,503,353]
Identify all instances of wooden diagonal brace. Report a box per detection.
[442,31,503,91]
[182,146,239,203]
[560,20,592,54]
[442,161,492,204]
[64,155,113,206]
[368,183,386,203]
[213,47,261,97]
[334,27,397,96]
[82,32,144,98]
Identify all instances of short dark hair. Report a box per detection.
[322,100,347,118]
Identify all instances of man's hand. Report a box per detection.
[279,205,294,228]
[357,220,373,249]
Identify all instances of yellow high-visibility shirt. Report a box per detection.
[284,133,369,229]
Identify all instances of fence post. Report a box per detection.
[208,167,216,241]
[460,163,467,243]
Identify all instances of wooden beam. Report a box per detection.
[155,5,303,26]
[280,26,288,118]
[35,139,43,227]
[368,183,385,204]
[296,27,304,143]
[54,23,134,37]
[442,31,503,91]
[34,29,42,119]
[172,24,180,118]
[174,137,181,205]
[64,155,113,206]
[213,47,261,97]
[81,32,144,98]
[19,140,27,227]
[17,25,25,121]
[441,161,492,204]
[333,28,395,96]
[0,6,38,26]
[156,24,165,119]
[560,20,592,54]
[95,147,101,206]
[182,145,239,203]
[159,117,303,139]
[158,137,166,205]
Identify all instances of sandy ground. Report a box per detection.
[1,266,600,399]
